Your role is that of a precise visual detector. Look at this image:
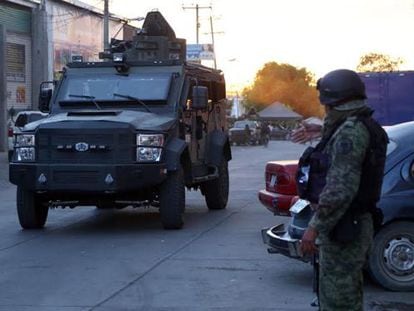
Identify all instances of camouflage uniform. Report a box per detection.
[309,101,374,311]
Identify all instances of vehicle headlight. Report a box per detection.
[15,134,35,147]
[136,134,164,162]
[14,134,36,162]
[136,147,162,162]
[137,134,164,146]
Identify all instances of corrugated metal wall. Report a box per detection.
[0,4,31,34]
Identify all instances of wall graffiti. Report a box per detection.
[16,86,26,103]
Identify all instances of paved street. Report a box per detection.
[0,142,413,311]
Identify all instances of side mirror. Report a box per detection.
[192,86,208,110]
[15,113,28,127]
[38,88,52,113]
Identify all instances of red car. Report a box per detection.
[258,160,298,216]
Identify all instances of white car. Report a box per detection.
[8,111,48,161]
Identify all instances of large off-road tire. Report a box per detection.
[368,221,414,291]
[202,160,229,210]
[16,186,49,229]
[159,167,185,229]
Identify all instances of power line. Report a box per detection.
[182,4,212,44]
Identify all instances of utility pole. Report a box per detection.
[182,4,212,44]
[208,16,224,69]
[209,16,216,69]
[103,0,109,51]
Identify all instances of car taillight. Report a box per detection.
[8,127,13,137]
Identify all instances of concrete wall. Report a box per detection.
[32,5,49,109]
[49,0,125,78]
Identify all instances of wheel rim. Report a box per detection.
[382,235,414,281]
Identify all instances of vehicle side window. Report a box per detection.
[15,114,28,127]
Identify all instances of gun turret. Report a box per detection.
[100,11,186,63]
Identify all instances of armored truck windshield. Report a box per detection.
[54,67,177,113]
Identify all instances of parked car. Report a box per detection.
[8,111,48,161]
[270,128,289,140]
[258,160,298,216]
[260,121,414,291]
[228,120,261,145]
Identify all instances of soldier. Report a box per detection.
[294,69,388,311]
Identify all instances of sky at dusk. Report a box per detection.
[86,0,414,92]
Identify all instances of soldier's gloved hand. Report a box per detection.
[300,226,318,256]
[290,122,322,144]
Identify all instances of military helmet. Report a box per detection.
[316,69,367,106]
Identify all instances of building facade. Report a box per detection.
[47,0,130,79]
[0,0,38,150]
[0,0,137,151]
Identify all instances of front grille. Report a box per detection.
[36,128,134,164]
[230,131,245,137]
[53,171,100,184]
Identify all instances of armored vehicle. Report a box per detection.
[9,11,231,230]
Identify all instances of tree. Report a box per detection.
[242,62,324,118]
[357,53,403,72]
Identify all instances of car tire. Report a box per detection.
[368,221,414,291]
[202,160,229,210]
[159,166,185,229]
[16,186,49,229]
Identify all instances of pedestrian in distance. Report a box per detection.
[244,123,251,145]
[260,122,271,146]
[292,69,388,311]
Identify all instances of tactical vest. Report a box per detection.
[296,115,388,214]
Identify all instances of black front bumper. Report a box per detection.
[261,224,309,262]
[9,162,167,193]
